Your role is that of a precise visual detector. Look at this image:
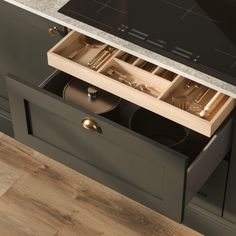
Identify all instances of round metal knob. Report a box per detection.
[87,87,98,99]
[82,118,102,133]
[48,26,60,36]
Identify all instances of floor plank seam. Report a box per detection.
[0,173,25,200]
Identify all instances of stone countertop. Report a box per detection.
[4,0,236,98]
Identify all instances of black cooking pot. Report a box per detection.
[129,108,189,152]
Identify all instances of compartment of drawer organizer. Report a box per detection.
[99,59,171,98]
[47,30,235,137]
[161,77,230,121]
[116,51,138,64]
[134,59,157,72]
[154,67,178,81]
[159,76,235,136]
[50,31,118,70]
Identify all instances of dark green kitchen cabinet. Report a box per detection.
[2,0,236,234]
[6,71,233,223]
[184,204,236,236]
[0,96,9,113]
[184,113,236,236]
[183,160,233,236]
[223,117,236,224]
[0,1,64,114]
[0,108,13,137]
[190,160,229,217]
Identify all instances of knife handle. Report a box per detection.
[200,92,225,118]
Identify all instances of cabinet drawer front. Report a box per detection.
[0,109,13,137]
[7,73,187,222]
[223,116,236,224]
[191,160,228,216]
[184,204,236,236]
[0,96,10,113]
[6,73,232,222]
[48,31,235,137]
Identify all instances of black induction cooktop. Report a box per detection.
[59,0,236,85]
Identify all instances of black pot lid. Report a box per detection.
[63,78,121,114]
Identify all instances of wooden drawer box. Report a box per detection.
[6,71,233,222]
[47,31,235,137]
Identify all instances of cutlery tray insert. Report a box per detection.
[47,30,235,137]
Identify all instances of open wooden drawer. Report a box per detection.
[6,71,233,223]
[47,31,235,137]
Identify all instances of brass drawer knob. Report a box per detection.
[48,26,60,36]
[82,118,102,134]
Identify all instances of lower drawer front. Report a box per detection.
[0,110,13,137]
[0,77,7,101]
[184,204,236,236]
[190,160,228,216]
[0,96,10,113]
[6,72,232,222]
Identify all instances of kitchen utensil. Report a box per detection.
[106,67,133,86]
[87,48,106,67]
[68,37,104,60]
[171,82,200,110]
[200,92,225,118]
[186,87,210,115]
[88,46,115,70]
[91,50,110,69]
[106,67,158,97]
[92,47,115,70]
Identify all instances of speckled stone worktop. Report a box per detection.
[3,0,236,98]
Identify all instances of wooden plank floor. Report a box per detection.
[0,132,202,236]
